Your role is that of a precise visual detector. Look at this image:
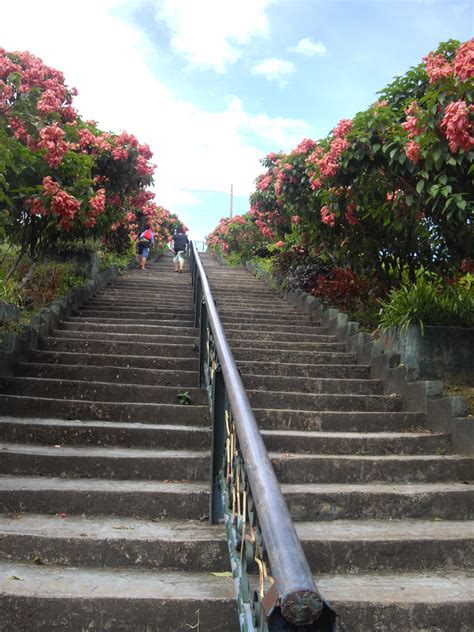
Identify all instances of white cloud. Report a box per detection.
[155,0,276,73]
[293,38,327,56]
[0,0,307,216]
[252,58,296,83]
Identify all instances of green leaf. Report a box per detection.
[439,174,448,185]
[405,194,413,206]
[416,180,425,194]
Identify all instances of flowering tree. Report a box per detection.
[207,213,270,260]
[213,38,473,285]
[0,47,184,274]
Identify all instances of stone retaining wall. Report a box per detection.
[0,263,120,378]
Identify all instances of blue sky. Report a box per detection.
[1,0,473,239]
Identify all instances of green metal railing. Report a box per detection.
[189,241,336,632]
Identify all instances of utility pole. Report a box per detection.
[229,183,233,218]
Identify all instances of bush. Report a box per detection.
[286,262,332,292]
[378,275,474,332]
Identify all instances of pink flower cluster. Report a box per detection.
[0,48,76,123]
[454,39,474,81]
[37,123,69,167]
[423,52,453,84]
[27,197,46,216]
[7,115,34,147]
[255,173,273,192]
[424,39,474,84]
[42,176,80,231]
[405,140,421,163]
[291,138,318,155]
[440,100,474,153]
[84,188,106,227]
[402,115,424,139]
[320,205,336,226]
[345,201,359,226]
[307,120,351,190]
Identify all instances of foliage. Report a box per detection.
[286,262,332,292]
[207,213,270,262]
[207,37,474,329]
[0,46,186,276]
[311,267,386,315]
[378,274,474,331]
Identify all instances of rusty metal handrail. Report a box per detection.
[189,241,336,630]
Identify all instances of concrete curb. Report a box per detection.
[241,259,473,455]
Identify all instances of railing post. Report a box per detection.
[194,276,202,328]
[210,365,225,523]
[198,301,208,389]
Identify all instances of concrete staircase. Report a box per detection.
[0,254,239,631]
[200,253,474,631]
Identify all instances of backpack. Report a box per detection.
[138,229,153,247]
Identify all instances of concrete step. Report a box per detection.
[248,390,402,412]
[0,562,239,631]
[318,571,474,630]
[237,360,371,379]
[0,514,228,571]
[224,322,326,335]
[0,377,207,406]
[270,453,473,484]
[229,338,347,352]
[0,476,209,519]
[60,320,197,336]
[79,305,195,316]
[218,312,307,325]
[85,300,194,311]
[217,306,301,319]
[261,429,451,455]
[0,417,210,449]
[51,329,197,346]
[67,315,195,327]
[214,300,299,310]
[0,443,210,481]
[243,374,383,395]
[227,330,335,343]
[0,395,209,425]
[282,482,474,521]
[254,409,426,432]
[233,348,357,364]
[76,310,195,322]
[39,337,198,357]
[14,363,199,387]
[296,519,474,573]
[28,350,198,371]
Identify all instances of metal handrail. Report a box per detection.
[189,241,336,630]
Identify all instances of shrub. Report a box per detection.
[286,262,332,292]
[378,275,474,331]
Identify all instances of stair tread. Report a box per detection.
[0,442,209,459]
[0,416,209,433]
[294,518,474,540]
[281,482,473,492]
[269,452,471,462]
[317,571,474,603]
[0,561,235,600]
[262,429,443,439]
[0,475,209,493]
[0,513,224,541]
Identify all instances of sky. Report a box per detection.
[1,0,473,240]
